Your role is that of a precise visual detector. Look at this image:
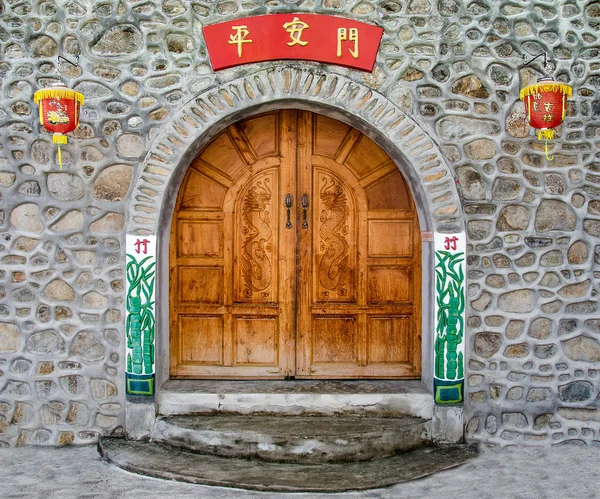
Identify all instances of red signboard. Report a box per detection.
[203,14,383,72]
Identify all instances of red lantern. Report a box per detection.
[520,77,572,160]
[33,83,84,169]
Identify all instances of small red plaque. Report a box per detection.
[203,14,383,72]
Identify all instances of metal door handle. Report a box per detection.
[284,194,293,229]
[301,194,309,229]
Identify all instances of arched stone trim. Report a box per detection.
[123,66,467,441]
[127,66,464,236]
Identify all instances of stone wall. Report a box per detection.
[0,0,598,447]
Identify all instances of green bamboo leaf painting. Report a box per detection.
[126,252,156,376]
[435,249,465,382]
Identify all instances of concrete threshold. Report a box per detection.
[158,379,433,419]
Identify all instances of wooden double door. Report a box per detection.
[170,110,421,379]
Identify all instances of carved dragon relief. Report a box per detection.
[239,177,273,300]
[317,174,353,300]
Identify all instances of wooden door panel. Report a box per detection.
[170,110,296,378]
[367,221,413,257]
[199,132,246,179]
[178,220,223,258]
[237,113,279,159]
[180,170,228,210]
[367,316,412,364]
[178,267,223,304]
[179,316,223,364]
[311,316,358,364]
[344,135,391,178]
[234,317,279,366]
[364,170,413,210]
[367,267,413,304]
[297,110,421,379]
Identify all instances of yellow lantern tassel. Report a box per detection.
[544,141,553,161]
[52,134,68,170]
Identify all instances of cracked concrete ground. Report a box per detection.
[2,444,600,498]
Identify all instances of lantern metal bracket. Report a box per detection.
[57,55,80,68]
[522,52,552,76]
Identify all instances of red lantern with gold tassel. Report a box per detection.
[520,77,572,160]
[33,83,84,169]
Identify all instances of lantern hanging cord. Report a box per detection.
[58,55,79,69]
[522,52,552,76]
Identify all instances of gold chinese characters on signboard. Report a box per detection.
[227,16,359,59]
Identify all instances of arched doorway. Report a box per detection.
[169,109,421,379]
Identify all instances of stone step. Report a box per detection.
[153,414,430,463]
[99,438,476,492]
[158,379,433,418]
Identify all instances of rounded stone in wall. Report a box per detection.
[0,323,20,353]
[499,289,535,313]
[30,35,58,58]
[568,240,589,264]
[561,335,600,362]
[82,291,108,309]
[506,320,525,339]
[451,75,489,98]
[73,81,112,101]
[436,116,500,140]
[116,135,144,159]
[471,291,492,311]
[503,343,530,358]
[558,279,591,298]
[10,204,42,234]
[528,318,552,339]
[456,166,486,200]
[559,381,593,402]
[166,34,194,53]
[66,402,90,426]
[544,174,566,195]
[89,212,125,233]
[26,329,65,355]
[91,379,118,400]
[488,63,513,86]
[468,220,492,240]
[47,173,84,201]
[497,205,530,231]
[60,375,86,396]
[540,250,564,267]
[91,25,143,56]
[492,178,520,201]
[0,171,16,187]
[505,102,529,138]
[474,332,502,358]
[464,139,496,160]
[50,210,84,232]
[70,331,106,362]
[535,200,576,232]
[42,279,75,302]
[93,165,133,201]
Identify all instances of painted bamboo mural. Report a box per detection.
[434,232,466,405]
[125,235,157,397]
